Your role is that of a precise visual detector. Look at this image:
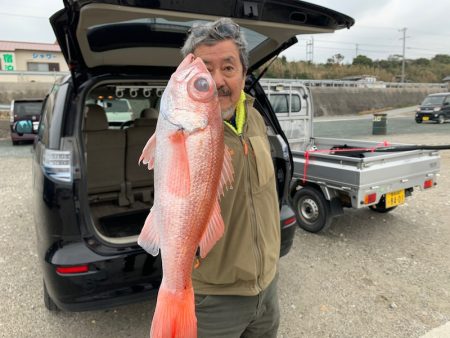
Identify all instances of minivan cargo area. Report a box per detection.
[83,81,163,243]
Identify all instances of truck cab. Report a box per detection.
[261,80,313,151]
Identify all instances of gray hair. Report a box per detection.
[181,18,249,72]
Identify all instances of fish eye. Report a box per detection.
[194,77,209,92]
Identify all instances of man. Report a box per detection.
[181,18,281,337]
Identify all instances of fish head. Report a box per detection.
[160,53,219,134]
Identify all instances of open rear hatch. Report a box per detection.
[51,0,354,87]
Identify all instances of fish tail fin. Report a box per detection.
[150,286,196,338]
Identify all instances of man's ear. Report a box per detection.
[240,71,246,90]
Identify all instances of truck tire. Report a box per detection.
[293,186,331,233]
[43,280,59,311]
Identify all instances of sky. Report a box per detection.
[0,0,449,64]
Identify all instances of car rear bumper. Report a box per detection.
[10,131,37,142]
[43,241,162,311]
[280,203,296,257]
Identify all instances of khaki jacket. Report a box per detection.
[192,95,280,296]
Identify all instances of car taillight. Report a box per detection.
[56,265,89,274]
[283,216,297,226]
[364,193,377,204]
[423,179,433,189]
[42,149,72,182]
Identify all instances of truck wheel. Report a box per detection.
[293,186,331,233]
[43,280,59,311]
[437,115,445,124]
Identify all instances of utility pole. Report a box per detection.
[399,27,408,83]
[355,43,359,58]
[306,36,314,63]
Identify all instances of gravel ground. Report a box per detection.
[0,118,449,337]
[278,132,450,338]
[0,119,10,139]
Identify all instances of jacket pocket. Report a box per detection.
[248,135,275,188]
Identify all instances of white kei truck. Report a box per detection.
[260,79,441,233]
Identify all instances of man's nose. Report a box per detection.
[211,70,225,89]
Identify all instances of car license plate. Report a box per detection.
[385,190,405,208]
[422,116,429,121]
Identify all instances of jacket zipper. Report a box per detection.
[239,115,263,293]
[225,115,263,293]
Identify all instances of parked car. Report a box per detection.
[9,98,43,145]
[415,92,450,124]
[17,0,353,311]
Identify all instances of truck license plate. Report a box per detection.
[385,190,405,208]
[422,116,429,121]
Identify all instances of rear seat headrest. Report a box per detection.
[140,107,159,119]
[134,118,158,127]
[84,104,109,131]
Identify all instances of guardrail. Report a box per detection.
[0,70,70,77]
[261,78,448,89]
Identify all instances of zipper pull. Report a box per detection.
[240,135,248,156]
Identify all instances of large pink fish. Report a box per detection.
[137,53,233,338]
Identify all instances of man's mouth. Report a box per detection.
[218,87,231,97]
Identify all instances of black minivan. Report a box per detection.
[415,92,450,124]
[20,0,353,311]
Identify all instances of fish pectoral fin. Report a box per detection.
[217,145,234,197]
[137,208,160,256]
[139,132,156,170]
[168,131,190,196]
[199,199,225,258]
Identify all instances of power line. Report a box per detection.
[0,12,49,19]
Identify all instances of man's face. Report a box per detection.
[193,40,245,120]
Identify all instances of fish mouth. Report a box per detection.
[174,54,208,82]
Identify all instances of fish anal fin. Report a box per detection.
[139,133,156,170]
[199,200,225,258]
[137,208,160,256]
[167,131,190,197]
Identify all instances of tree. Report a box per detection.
[352,55,373,66]
[412,58,430,66]
[326,53,345,65]
[432,54,450,64]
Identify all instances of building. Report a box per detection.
[0,40,69,83]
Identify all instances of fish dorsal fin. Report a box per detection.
[139,133,156,170]
[167,131,191,197]
[137,208,160,256]
[199,199,224,258]
[218,145,234,197]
